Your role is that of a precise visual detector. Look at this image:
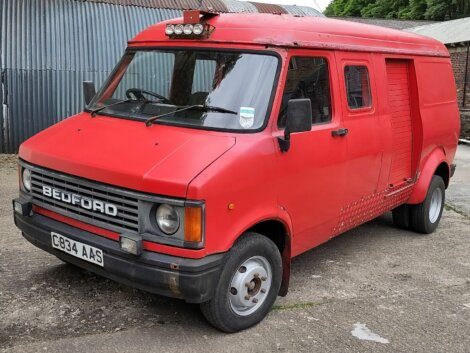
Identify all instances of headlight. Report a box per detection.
[22,168,32,192]
[156,204,180,235]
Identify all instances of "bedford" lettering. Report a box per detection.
[42,185,118,216]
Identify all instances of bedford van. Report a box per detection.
[13,11,460,332]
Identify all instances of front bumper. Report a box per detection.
[13,204,224,303]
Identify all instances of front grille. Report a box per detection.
[30,168,140,234]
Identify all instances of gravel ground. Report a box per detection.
[0,147,469,353]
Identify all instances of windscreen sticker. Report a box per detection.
[239,107,255,129]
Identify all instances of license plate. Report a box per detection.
[51,232,104,267]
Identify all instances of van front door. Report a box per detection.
[275,51,348,257]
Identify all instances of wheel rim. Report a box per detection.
[228,256,272,316]
[429,187,443,224]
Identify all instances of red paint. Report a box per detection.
[386,59,414,186]
[20,119,235,198]
[130,14,448,57]
[19,13,460,263]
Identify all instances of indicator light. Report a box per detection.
[184,207,203,243]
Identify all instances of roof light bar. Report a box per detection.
[165,23,213,38]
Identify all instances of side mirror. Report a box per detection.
[278,98,312,152]
[83,81,96,106]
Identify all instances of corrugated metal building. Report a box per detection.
[0,0,323,153]
[333,17,436,30]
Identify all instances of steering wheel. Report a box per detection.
[126,88,171,104]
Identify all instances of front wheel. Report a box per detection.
[410,175,445,234]
[200,233,282,332]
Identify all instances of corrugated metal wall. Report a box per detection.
[0,0,323,153]
[280,5,323,17]
[0,0,183,152]
[249,2,287,14]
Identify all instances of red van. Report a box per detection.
[13,12,460,332]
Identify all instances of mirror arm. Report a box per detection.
[83,81,96,106]
[278,128,291,153]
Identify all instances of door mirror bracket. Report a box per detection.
[278,132,291,153]
[83,81,96,106]
[278,98,312,153]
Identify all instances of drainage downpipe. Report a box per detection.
[463,42,469,108]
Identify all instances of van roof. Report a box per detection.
[130,13,449,58]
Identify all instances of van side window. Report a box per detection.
[345,66,372,109]
[278,57,332,128]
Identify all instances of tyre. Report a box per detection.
[410,175,445,234]
[200,232,282,332]
[392,204,411,230]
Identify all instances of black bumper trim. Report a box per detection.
[14,211,224,303]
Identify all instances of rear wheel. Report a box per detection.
[410,175,445,234]
[200,233,282,332]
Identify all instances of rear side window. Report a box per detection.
[345,66,372,109]
[278,56,332,127]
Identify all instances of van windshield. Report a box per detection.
[88,49,279,132]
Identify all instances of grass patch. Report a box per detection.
[272,301,322,311]
[444,203,469,220]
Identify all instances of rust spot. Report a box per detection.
[168,275,181,295]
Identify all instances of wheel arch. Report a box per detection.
[409,147,449,204]
[434,162,450,189]
[236,218,292,297]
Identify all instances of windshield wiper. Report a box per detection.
[89,98,135,117]
[145,104,237,127]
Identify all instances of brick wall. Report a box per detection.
[461,111,470,140]
[449,45,470,109]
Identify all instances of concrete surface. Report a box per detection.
[1,147,469,353]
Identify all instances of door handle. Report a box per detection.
[331,128,349,137]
